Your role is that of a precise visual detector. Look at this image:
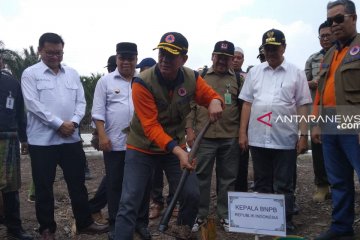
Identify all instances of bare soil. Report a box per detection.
[1,149,360,240]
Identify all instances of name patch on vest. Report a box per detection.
[178,87,187,96]
[350,45,360,56]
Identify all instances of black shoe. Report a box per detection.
[135,226,152,240]
[314,230,354,240]
[286,221,296,235]
[7,228,33,240]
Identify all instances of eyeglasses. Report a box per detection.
[318,34,331,40]
[326,14,352,26]
[45,51,64,57]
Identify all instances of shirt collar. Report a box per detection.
[113,68,136,80]
[335,34,357,50]
[207,66,234,75]
[263,58,287,71]
[39,60,65,74]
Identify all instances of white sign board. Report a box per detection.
[228,192,286,237]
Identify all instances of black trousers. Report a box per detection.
[89,176,107,213]
[235,148,250,192]
[29,142,93,234]
[250,146,296,220]
[2,190,22,230]
[103,151,125,225]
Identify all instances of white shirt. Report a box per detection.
[239,59,312,149]
[21,61,86,145]
[91,70,134,151]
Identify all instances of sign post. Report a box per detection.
[228,192,286,238]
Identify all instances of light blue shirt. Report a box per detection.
[239,59,312,149]
[91,70,134,151]
[21,61,86,145]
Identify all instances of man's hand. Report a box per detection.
[186,128,196,148]
[173,146,195,171]
[239,132,249,152]
[20,142,29,155]
[99,134,112,152]
[311,126,322,144]
[297,136,308,155]
[58,121,75,137]
[208,99,223,123]
[308,79,319,90]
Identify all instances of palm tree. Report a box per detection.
[0,44,39,80]
[80,73,103,127]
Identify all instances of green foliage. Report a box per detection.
[80,73,103,126]
[0,45,39,80]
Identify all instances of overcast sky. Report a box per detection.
[1,0,359,76]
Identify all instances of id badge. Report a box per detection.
[6,91,14,109]
[224,92,232,105]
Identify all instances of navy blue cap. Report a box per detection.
[136,58,156,69]
[154,32,188,55]
[213,40,235,56]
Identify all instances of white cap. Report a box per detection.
[234,47,244,55]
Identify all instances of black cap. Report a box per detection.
[262,29,286,46]
[257,46,265,59]
[136,58,156,69]
[104,55,117,68]
[116,42,138,55]
[213,40,235,56]
[153,32,188,55]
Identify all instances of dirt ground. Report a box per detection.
[1,147,360,240]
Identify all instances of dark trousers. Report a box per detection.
[250,146,296,220]
[2,190,22,230]
[235,148,249,192]
[311,139,329,186]
[151,164,165,204]
[103,151,125,225]
[29,142,93,234]
[322,134,360,234]
[115,149,199,240]
[151,162,175,205]
[89,175,107,214]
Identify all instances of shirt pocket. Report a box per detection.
[64,81,79,101]
[36,80,55,102]
[341,61,360,103]
[279,83,295,104]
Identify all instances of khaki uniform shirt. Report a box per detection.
[185,67,240,138]
[305,50,325,100]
